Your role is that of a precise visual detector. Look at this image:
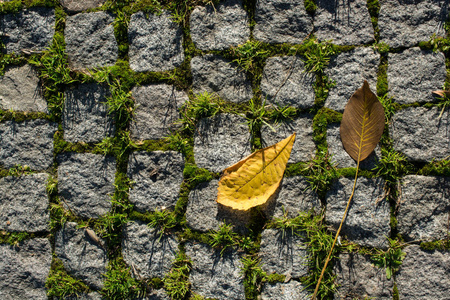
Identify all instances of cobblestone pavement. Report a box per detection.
[0,0,449,299]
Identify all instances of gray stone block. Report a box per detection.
[57,153,115,218]
[334,252,393,300]
[194,113,251,173]
[191,55,253,103]
[261,56,316,109]
[314,0,375,45]
[0,119,57,170]
[65,11,118,70]
[122,221,178,279]
[387,47,446,104]
[130,84,188,140]
[325,47,379,112]
[327,123,381,169]
[390,106,449,162]
[253,0,312,44]
[379,0,448,48]
[55,222,108,290]
[190,0,250,51]
[62,83,114,143]
[185,242,245,300]
[60,0,106,12]
[261,115,315,163]
[0,173,49,232]
[325,177,390,249]
[127,151,184,212]
[396,245,450,300]
[260,229,308,278]
[261,281,310,300]
[0,64,47,112]
[128,11,184,72]
[1,8,55,54]
[0,238,52,300]
[398,175,450,242]
[265,176,321,220]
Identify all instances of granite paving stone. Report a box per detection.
[130,84,188,140]
[390,107,449,162]
[326,177,390,249]
[0,173,49,232]
[60,0,106,12]
[190,0,249,51]
[0,238,52,300]
[265,176,321,220]
[128,11,184,72]
[253,0,313,44]
[62,83,115,143]
[185,242,245,300]
[57,153,115,218]
[327,123,380,169]
[65,11,118,70]
[388,47,446,104]
[261,115,315,163]
[0,119,57,170]
[127,151,184,212]
[396,245,450,300]
[261,281,310,300]
[398,175,450,242]
[334,252,393,300]
[314,0,374,45]
[260,229,308,278]
[325,47,379,112]
[0,64,47,112]
[55,222,108,290]
[1,7,55,54]
[260,56,316,109]
[379,0,448,48]
[191,55,253,103]
[122,221,178,279]
[194,113,251,173]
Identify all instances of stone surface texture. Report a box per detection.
[1,8,55,54]
[326,177,390,249]
[131,84,188,140]
[388,48,446,104]
[379,0,448,48]
[315,0,375,45]
[261,115,315,163]
[122,221,178,279]
[0,64,47,112]
[254,0,312,44]
[191,55,253,103]
[327,123,380,169]
[334,252,393,300]
[127,151,184,212]
[190,0,249,51]
[128,11,184,72]
[62,83,114,143]
[391,107,449,162]
[396,245,450,300]
[261,56,316,109]
[65,11,118,70]
[185,242,245,300]
[0,119,57,170]
[0,238,52,300]
[57,153,115,218]
[260,229,308,278]
[60,0,106,12]
[55,222,108,290]
[398,175,450,242]
[194,113,251,173]
[261,281,310,300]
[325,47,379,112]
[0,173,49,232]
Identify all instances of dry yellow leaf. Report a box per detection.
[217,133,296,211]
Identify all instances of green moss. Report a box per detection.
[418,159,450,176]
[377,53,389,96]
[46,258,90,298]
[367,0,380,41]
[0,0,23,14]
[304,0,317,14]
[164,251,191,300]
[266,273,285,283]
[102,257,145,299]
[420,239,450,251]
[0,231,33,246]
